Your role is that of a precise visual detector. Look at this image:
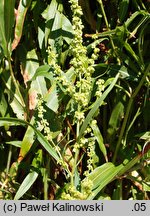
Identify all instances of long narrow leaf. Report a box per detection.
[0,117,60,161]
[91,122,108,162]
[14,149,42,200]
[12,0,32,50]
[14,171,38,200]
[87,163,123,199]
[117,154,142,177]
[0,0,7,56]
[4,0,15,51]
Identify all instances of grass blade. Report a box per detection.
[14,171,38,200]
[91,121,108,162]
[0,117,61,161]
[87,162,123,199]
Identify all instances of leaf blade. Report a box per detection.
[0,117,61,161]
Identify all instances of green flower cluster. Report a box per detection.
[36,95,53,142]
[47,45,62,77]
[60,178,93,200]
[95,79,105,98]
[47,44,76,96]
[69,0,95,111]
[36,96,71,173]
[84,137,95,177]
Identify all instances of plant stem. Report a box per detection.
[6,146,13,175]
[97,0,121,64]
[113,63,150,163]
[119,179,123,200]
[97,0,109,30]
[44,156,50,200]
[71,121,80,186]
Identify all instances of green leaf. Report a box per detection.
[2,71,25,119]
[4,0,15,51]
[0,117,61,162]
[0,0,7,56]
[118,0,129,23]
[135,131,150,140]
[14,149,43,200]
[38,26,45,50]
[0,90,8,117]
[78,73,120,140]
[27,50,47,96]
[87,163,123,199]
[19,48,47,106]
[14,171,38,200]
[42,0,58,20]
[42,0,73,45]
[91,122,108,162]
[42,0,58,45]
[6,141,22,148]
[107,102,124,138]
[117,154,142,176]
[142,182,150,192]
[44,83,59,112]
[51,10,73,44]
[31,65,54,81]
[20,117,35,160]
[124,41,141,67]
[30,64,59,112]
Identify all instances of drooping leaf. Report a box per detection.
[0,117,61,162]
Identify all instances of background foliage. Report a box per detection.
[0,0,150,200]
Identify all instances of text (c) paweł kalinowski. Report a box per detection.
[20,202,104,212]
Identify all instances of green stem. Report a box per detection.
[43,168,48,200]
[97,0,121,64]
[44,156,50,200]
[112,63,150,163]
[6,145,13,175]
[119,179,123,200]
[71,121,80,186]
[97,0,109,30]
